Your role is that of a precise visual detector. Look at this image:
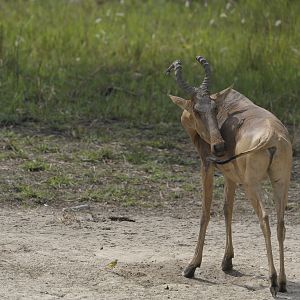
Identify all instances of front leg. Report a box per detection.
[221,177,236,271]
[182,134,214,278]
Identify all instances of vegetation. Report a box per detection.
[0,0,299,125]
[1,123,299,215]
[0,123,202,208]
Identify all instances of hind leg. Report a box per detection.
[242,151,279,296]
[272,180,288,292]
[244,183,279,296]
[269,155,292,292]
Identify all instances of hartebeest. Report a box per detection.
[166,56,292,296]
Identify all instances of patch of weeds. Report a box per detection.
[286,201,300,212]
[113,172,144,185]
[142,163,179,181]
[82,133,112,144]
[0,130,19,139]
[3,140,28,159]
[79,148,115,162]
[0,152,25,160]
[125,152,147,164]
[214,175,224,188]
[149,169,171,181]
[141,139,176,150]
[170,190,182,200]
[124,146,150,165]
[35,143,59,154]
[22,159,50,172]
[213,175,224,200]
[182,183,198,192]
[82,185,141,206]
[23,136,37,147]
[81,190,103,202]
[122,197,138,207]
[59,153,75,162]
[69,125,87,139]
[82,170,103,185]
[156,154,196,166]
[14,185,46,203]
[47,175,74,188]
[142,163,161,173]
[0,153,9,160]
[101,186,125,201]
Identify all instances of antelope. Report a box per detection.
[166,56,292,296]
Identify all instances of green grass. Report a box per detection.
[0,122,200,208]
[14,184,48,204]
[0,0,299,125]
[47,175,74,189]
[22,159,50,172]
[78,148,115,162]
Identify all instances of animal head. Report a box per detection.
[166,56,229,157]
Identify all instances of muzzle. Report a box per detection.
[211,142,226,157]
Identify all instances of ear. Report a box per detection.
[210,84,234,102]
[168,95,192,112]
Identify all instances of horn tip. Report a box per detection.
[196,55,205,62]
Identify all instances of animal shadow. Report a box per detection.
[276,281,300,300]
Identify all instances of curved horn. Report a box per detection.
[196,56,211,92]
[166,60,196,96]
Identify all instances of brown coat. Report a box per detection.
[169,86,292,296]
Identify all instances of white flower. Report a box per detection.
[226,2,232,10]
[241,18,245,24]
[291,47,299,56]
[220,12,227,18]
[95,18,102,24]
[275,20,282,27]
[14,36,24,47]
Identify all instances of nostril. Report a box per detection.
[213,143,225,157]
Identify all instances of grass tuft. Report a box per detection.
[22,159,50,172]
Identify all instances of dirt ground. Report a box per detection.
[0,123,299,299]
[0,204,299,300]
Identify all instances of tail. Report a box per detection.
[209,127,275,165]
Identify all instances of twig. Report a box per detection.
[109,216,135,222]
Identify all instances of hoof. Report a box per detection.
[279,282,287,293]
[221,257,233,272]
[270,285,279,297]
[182,265,197,278]
[270,273,279,297]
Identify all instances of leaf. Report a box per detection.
[105,259,118,269]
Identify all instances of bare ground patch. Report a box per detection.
[0,206,299,300]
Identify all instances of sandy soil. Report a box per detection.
[0,203,299,300]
